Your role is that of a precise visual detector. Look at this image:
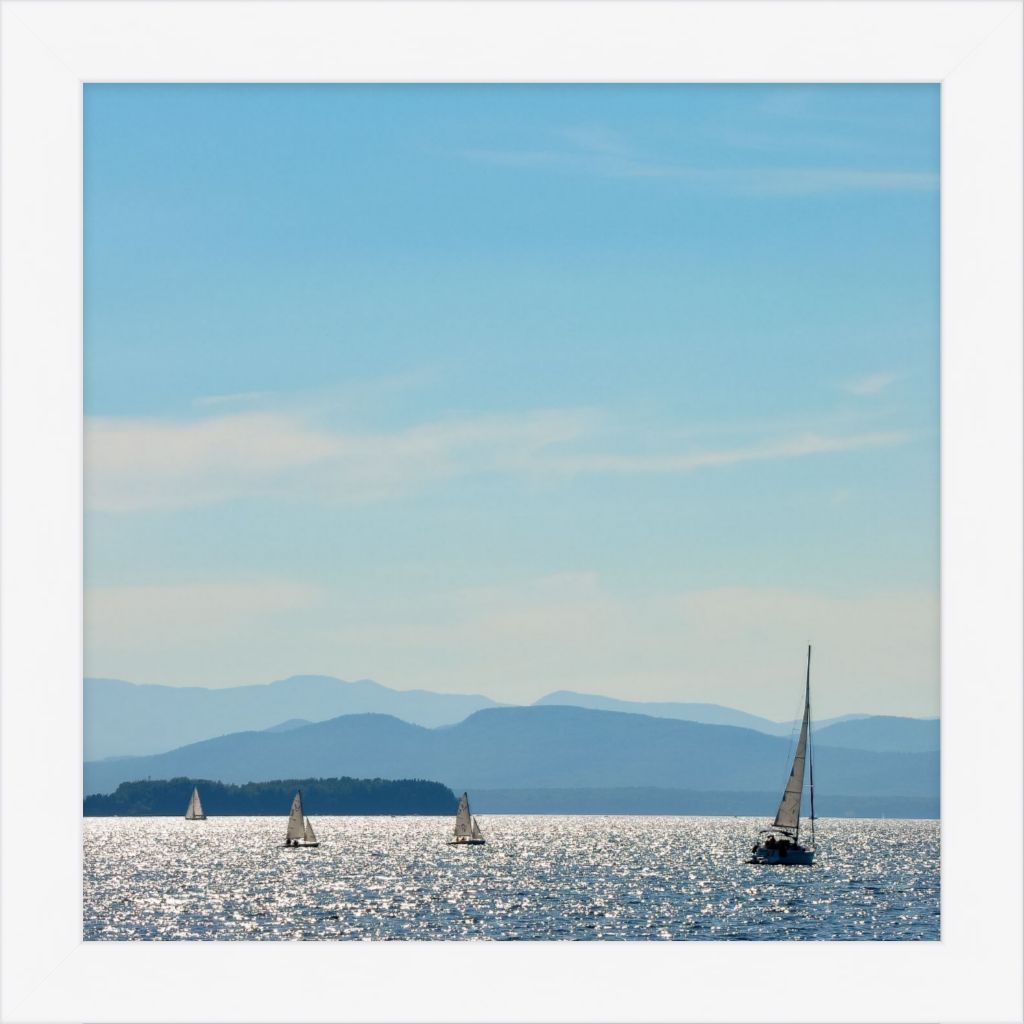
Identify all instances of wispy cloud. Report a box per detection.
[842,372,900,397]
[547,431,909,475]
[462,126,937,196]
[88,580,320,626]
[85,409,592,512]
[192,391,273,408]
[86,406,911,513]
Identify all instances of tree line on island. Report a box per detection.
[84,776,459,816]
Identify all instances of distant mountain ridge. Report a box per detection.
[86,675,935,761]
[533,689,875,735]
[84,705,939,818]
[84,676,502,759]
[533,691,936,751]
[263,719,314,733]
[812,715,939,753]
[534,690,787,731]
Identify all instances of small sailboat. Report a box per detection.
[303,817,318,845]
[449,792,485,845]
[184,786,206,820]
[748,645,816,866]
[283,790,319,848]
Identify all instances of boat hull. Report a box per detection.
[748,845,813,866]
[448,839,485,846]
[283,842,319,849]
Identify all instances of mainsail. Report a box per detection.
[185,786,204,820]
[286,791,305,842]
[773,647,812,836]
[454,793,472,838]
[303,817,317,844]
[471,816,483,840]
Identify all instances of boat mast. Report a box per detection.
[806,645,815,849]
[770,649,811,842]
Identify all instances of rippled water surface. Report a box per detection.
[84,816,939,940]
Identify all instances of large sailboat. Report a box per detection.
[184,786,206,821]
[449,792,485,845]
[283,790,319,848]
[748,646,816,866]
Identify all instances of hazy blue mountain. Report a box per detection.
[531,690,867,735]
[534,690,792,733]
[263,719,314,732]
[87,676,933,762]
[85,706,939,816]
[813,715,939,752]
[84,676,501,759]
[533,690,929,748]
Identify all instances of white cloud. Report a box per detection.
[462,129,938,195]
[85,409,591,512]
[192,391,273,408]
[547,431,908,475]
[86,408,910,513]
[842,372,900,397]
[86,412,340,511]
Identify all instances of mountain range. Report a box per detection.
[84,675,501,759]
[84,704,939,817]
[85,675,937,760]
[534,690,867,735]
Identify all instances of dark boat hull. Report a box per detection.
[747,844,813,865]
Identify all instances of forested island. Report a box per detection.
[84,776,458,816]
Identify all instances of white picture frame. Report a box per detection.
[1,2,1021,1022]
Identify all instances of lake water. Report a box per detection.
[83,815,939,940]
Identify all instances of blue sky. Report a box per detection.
[84,85,939,717]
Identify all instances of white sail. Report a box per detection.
[185,786,204,819]
[454,793,472,837]
[471,816,483,840]
[303,817,317,844]
[286,791,305,841]
[773,650,811,836]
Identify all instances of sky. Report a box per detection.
[84,85,939,719]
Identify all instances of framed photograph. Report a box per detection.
[1,2,1020,1022]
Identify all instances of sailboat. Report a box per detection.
[283,790,319,848]
[303,817,318,846]
[449,792,485,845]
[748,645,816,866]
[184,786,206,820]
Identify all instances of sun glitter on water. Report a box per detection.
[84,815,939,941]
